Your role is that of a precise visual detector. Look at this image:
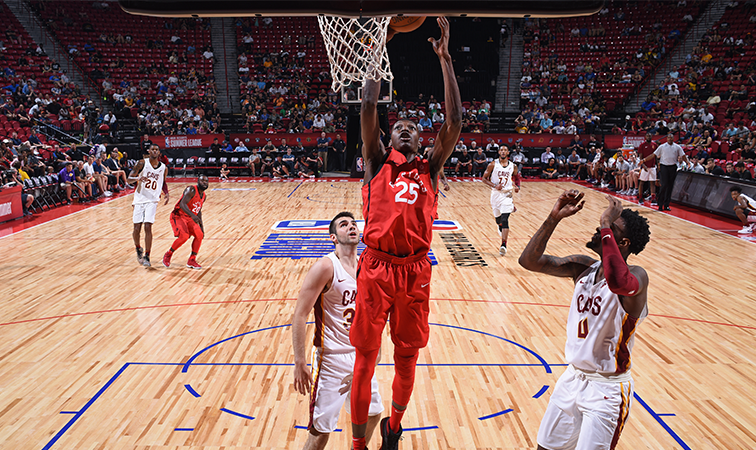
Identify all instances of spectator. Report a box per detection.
[58,161,78,204]
[541,158,559,179]
[472,147,488,177]
[317,132,330,172]
[234,141,249,152]
[455,148,473,176]
[540,146,555,167]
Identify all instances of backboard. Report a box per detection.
[341,79,393,105]
[119,0,605,18]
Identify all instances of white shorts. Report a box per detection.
[537,365,634,450]
[309,348,383,433]
[132,202,158,224]
[639,167,656,182]
[491,190,515,217]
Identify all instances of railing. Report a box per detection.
[13,0,103,106]
[33,118,86,147]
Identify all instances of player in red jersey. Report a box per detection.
[349,17,462,450]
[162,175,209,269]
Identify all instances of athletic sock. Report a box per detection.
[352,436,366,450]
[389,404,406,433]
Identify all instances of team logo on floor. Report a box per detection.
[440,232,487,267]
[272,219,462,232]
[252,233,438,265]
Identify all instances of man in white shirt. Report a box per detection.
[641,134,688,212]
[540,147,555,166]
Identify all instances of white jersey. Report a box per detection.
[490,159,516,215]
[132,158,166,205]
[739,193,756,211]
[566,261,647,374]
[313,252,356,353]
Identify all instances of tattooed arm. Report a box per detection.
[519,190,596,280]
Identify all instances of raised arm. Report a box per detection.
[291,257,333,396]
[361,78,386,183]
[519,190,596,280]
[427,17,463,178]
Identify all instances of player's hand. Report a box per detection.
[600,195,623,229]
[428,17,450,59]
[163,193,170,205]
[515,186,520,193]
[443,182,450,191]
[293,362,312,396]
[495,181,503,190]
[550,189,585,220]
[338,373,353,395]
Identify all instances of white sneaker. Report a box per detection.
[104,190,113,197]
[499,245,507,256]
[738,225,752,234]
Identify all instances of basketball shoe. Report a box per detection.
[738,225,754,234]
[379,417,402,450]
[187,257,202,269]
[136,247,144,264]
[141,255,151,267]
[499,244,507,256]
[162,252,172,268]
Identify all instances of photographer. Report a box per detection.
[82,101,100,143]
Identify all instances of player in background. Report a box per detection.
[730,186,756,234]
[636,133,657,206]
[129,144,169,267]
[519,191,650,450]
[482,144,520,255]
[292,212,383,450]
[350,17,462,450]
[163,175,209,269]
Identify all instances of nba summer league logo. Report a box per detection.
[250,220,464,263]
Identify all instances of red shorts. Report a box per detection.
[170,212,202,238]
[349,247,432,351]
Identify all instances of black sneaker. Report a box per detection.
[379,417,402,450]
[141,255,151,267]
[136,247,144,264]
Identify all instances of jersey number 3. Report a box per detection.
[394,181,419,205]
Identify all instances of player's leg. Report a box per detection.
[187,220,204,269]
[305,351,352,450]
[132,223,143,263]
[381,258,432,448]
[574,379,634,450]
[350,253,390,450]
[496,212,511,256]
[164,214,190,267]
[536,366,582,450]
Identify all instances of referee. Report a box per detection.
[641,133,688,211]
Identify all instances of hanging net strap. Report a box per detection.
[317,16,393,92]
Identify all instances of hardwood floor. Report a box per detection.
[0,180,753,449]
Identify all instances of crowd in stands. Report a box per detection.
[30,1,220,138]
[623,1,756,166]
[517,1,700,137]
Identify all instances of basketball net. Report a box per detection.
[317,16,393,92]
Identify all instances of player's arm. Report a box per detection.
[360,78,386,183]
[519,190,596,280]
[127,159,145,185]
[292,257,333,396]
[481,161,498,189]
[427,17,463,180]
[178,186,199,222]
[512,163,521,192]
[197,209,204,233]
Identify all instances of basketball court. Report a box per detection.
[0,179,754,449]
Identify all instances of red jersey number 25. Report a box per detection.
[394,181,419,205]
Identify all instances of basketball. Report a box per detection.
[388,16,426,33]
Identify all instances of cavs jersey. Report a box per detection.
[490,159,515,214]
[566,261,647,374]
[132,158,166,205]
[313,252,357,353]
[739,193,756,211]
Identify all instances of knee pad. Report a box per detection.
[495,213,510,231]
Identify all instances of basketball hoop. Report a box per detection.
[317,15,393,92]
